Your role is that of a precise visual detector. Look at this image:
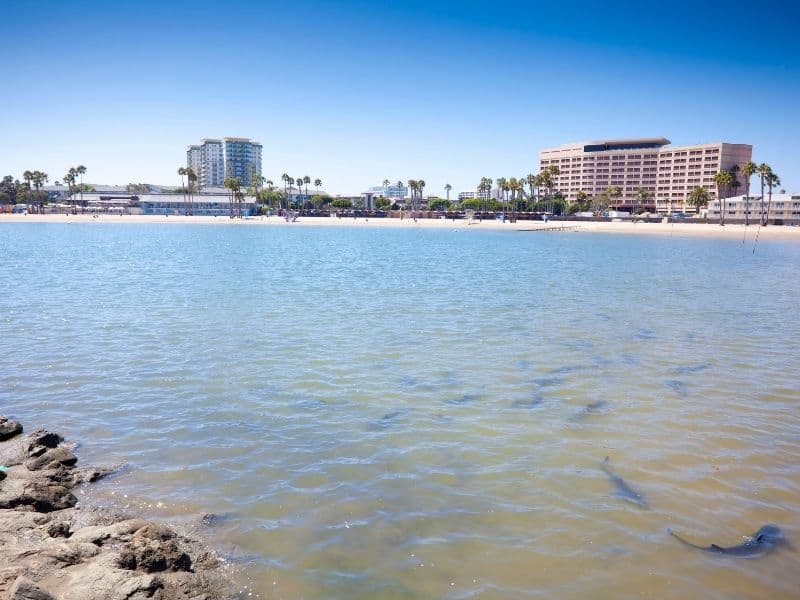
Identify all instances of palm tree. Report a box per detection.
[178,167,187,213]
[526,173,537,205]
[22,171,33,207]
[186,168,197,215]
[63,168,76,212]
[741,160,757,227]
[280,173,289,210]
[314,178,322,195]
[729,165,741,219]
[548,165,561,205]
[76,165,87,208]
[757,163,771,225]
[31,171,48,213]
[634,187,652,214]
[224,177,241,218]
[764,170,780,226]
[417,180,425,211]
[406,180,417,211]
[687,186,710,215]
[445,183,452,203]
[296,176,305,209]
[713,170,734,226]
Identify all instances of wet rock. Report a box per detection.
[0,479,77,512]
[71,465,116,484]
[1,419,232,599]
[25,446,78,471]
[0,416,23,441]
[7,576,56,600]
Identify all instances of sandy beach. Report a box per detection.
[1,212,799,242]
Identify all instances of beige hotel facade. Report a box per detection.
[539,138,752,213]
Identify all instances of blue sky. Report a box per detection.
[1,0,798,195]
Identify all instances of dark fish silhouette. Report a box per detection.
[665,379,689,397]
[549,363,599,375]
[601,457,648,508]
[670,363,710,375]
[533,377,565,388]
[511,392,545,409]
[668,525,792,558]
[570,400,609,421]
[445,393,480,406]
[367,410,405,430]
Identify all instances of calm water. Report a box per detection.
[2,222,799,599]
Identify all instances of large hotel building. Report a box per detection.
[539,138,752,212]
[187,137,262,188]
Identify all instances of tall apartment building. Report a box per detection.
[186,145,202,177]
[539,138,752,212]
[224,137,262,186]
[185,139,225,188]
[186,137,261,188]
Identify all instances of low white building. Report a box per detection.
[708,193,800,224]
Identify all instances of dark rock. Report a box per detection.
[136,522,176,542]
[0,469,6,481]
[8,576,56,600]
[25,446,78,471]
[118,526,192,573]
[0,417,23,441]
[0,479,77,512]
[71,465,115,485]
[25,430,63,457]
[47,521,72,538]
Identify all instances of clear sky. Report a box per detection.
[1,0,798,195]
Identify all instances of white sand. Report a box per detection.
[1,213,799,242]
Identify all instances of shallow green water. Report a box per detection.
[2,223,799,599]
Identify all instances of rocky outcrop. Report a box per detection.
[0,417,234,599]
[0,417,23,442]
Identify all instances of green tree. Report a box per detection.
[178,167,187,212]
[375,197,391,210]
[687,186,709,215]
[526,173,537,203]
[0,176,18,204]
[741,160,758,226]
[713,170,734,226]
[75,165,87,208]
[757,163,771,225]
[303,175,311,198]
[444,183,452,203]
[186,168,197,215]
[314,178,322,195]
[224,176,242,218]
[331,198,352,211]
[765,170,780,226]
[429,198,450,211]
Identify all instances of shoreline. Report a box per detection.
[1,213,799,241]
[0,416,239,599]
